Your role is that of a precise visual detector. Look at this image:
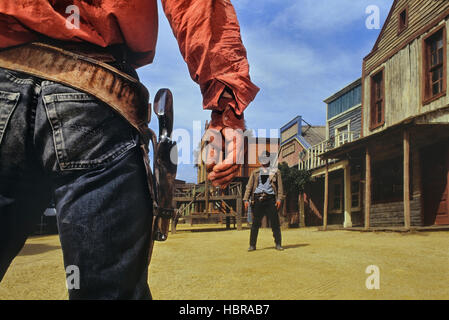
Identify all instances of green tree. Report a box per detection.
[278,162,311,227]
[278,162,311,194]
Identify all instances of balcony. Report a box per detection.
[299,131,360,171]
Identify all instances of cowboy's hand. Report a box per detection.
[276,201,281,210]
[206,89,245,189]
[202,128,222,174]
[244,201,249,211]
[208,127,244,188]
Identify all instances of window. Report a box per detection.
[372,157,403,204]
[330,180,343,213]
[327,85,362,119]
[351,178,361,210]
[398,7,408,35]
[370,69,385,129]
[335,122,350,147]
[422,26,446,104]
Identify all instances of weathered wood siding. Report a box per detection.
[369,199,421,227]
[368,147,423,227]
[365,0,449,73]
[363,17,449,137]
[328,105,362,140]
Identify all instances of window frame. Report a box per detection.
[329,179,343,214]
[422,25,447,106]
[370,67,385,130]
[397,6,409,36]
[350,175,361,211]
[334,120,351,147]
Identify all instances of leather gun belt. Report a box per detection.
[0,42,155,200]
[0,42,150,133]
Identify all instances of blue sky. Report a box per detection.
[137,0,394,183]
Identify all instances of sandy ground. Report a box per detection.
[0,225,448,300]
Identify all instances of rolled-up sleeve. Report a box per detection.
[161,0,259,116]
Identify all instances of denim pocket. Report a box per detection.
[0,90,20,146]
[43,92,136,170]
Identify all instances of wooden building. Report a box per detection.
[278,116,325,225]
[278,116,325,168]
[320,0,449,228]
[298,79,363,227]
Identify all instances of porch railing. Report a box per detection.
[299,131,360,171]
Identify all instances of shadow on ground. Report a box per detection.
[18,244,61,256]
[180,226,251,233]
[259,243,309,251]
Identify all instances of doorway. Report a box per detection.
[422,142,449,225]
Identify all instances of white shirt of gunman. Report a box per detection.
[254,168,275,195]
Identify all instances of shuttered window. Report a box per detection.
[423,26,446,105]
[370,69,385,130]
[398,7,408,35]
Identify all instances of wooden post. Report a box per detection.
[299,193,305,228]
[171,217,177,234]
[205,178,209,216]
[171,201,177,234]
[236,196,242,231]
[403,129,411,229]
[323,160,329,231]
[365,147,371,230]
[344,164,353,228]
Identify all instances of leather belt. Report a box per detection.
[0,42,155,201]
[254,193,275,202]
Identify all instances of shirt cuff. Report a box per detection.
[208,99,245,131]
[201,78,259,116]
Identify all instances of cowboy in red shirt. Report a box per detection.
[0,0,258,299]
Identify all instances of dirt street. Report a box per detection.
[0,226,448,300]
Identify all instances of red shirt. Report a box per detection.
[0,0,259,116]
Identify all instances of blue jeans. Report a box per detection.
[0,67,153,299]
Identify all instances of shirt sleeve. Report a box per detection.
[161,0,259,118]
[243,171,255,201]
[276,171,284,203]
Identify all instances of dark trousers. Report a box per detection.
[0,68,152,299]
[249,197,282,247]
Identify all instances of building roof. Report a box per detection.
[301,125,326,146]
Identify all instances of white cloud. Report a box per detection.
[272,0,393,33]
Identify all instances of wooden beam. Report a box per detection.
[236,197,242,230]
[365,147,371,230]
[205,178,209,215]
[323,160,329,231]
[172,201,178,235]
[344,164,353,228]
[403,129,411,229]
[299,193,305,228]
[311,160,349,178]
